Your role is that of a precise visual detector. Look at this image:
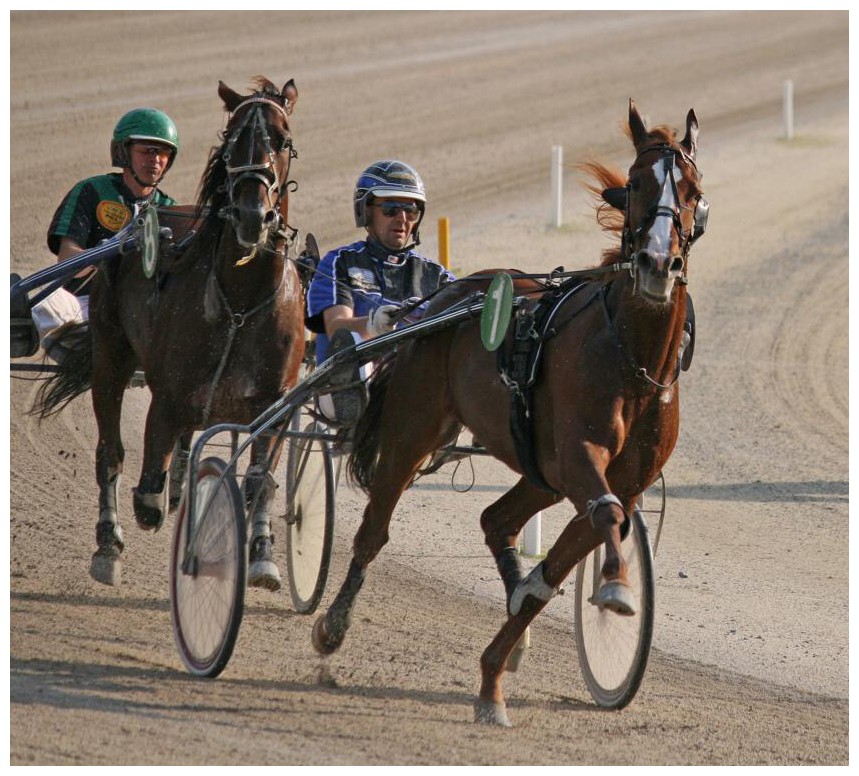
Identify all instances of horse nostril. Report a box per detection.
[263,209,277,226]
[669,256,685,274]
[635,251,653,272]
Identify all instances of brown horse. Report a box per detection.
[310,100,707,725]
[34,77,306,589]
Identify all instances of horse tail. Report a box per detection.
[346,353,397,493]
[30,325,93,418]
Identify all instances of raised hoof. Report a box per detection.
[132,487,165,532]
[311,615,341,655]
[506,626,530,673]
[90,551,121,586]
[474,699,513,727]
[594,580,637,616]
[248,561,282,592]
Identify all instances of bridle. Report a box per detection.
[219,94,298,246]
[619,143,709,271]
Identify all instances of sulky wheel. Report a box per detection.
[574,507,655,709]
[170,456,246,678]
[284,418,335,614]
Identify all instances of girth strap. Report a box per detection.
[496,280,600,493]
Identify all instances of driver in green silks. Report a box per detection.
[34,108,179,363]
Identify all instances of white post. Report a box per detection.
[523,511,542,556]
[783,79,794,140]
[550,145,563,228]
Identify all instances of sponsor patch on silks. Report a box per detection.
[347,266,378,293]
[96,200,131,232]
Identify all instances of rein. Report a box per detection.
[201,262,288,426]
[599,285,684,390]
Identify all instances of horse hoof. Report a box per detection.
[594,580,637,616]
[474,699,513,727]
[311,615,341,655]
[506,626,530,673]
[248,561,282,592]
[89,553,121,586]
[132,488,165,532]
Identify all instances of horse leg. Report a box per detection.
[585,493,637,614]
[312,370,456,655]
[480,477,560,673]
[245,436,283,592]
[475,503,610,726]
[310,483,403,655]
[132,400,176,532]
[168,432,192,514]
[89,345,135,586]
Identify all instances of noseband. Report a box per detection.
[219,95,298,243]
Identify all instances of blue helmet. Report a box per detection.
[353,160,426,228]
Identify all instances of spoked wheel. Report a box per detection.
[170,456,246,678]
[574,508,655,708]
[284,417,335,614]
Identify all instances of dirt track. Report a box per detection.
[8,11,848,765]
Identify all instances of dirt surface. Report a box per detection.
[7,10,849,766]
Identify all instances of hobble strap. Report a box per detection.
[509,562,559,616]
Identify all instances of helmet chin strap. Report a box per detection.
[126,165,166,194]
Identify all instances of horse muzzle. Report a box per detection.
[229,202,278,249]
[227,169,281,250]
[633,250,685,303]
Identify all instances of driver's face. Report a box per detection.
[366,197,422,251]
[129,142,173,186]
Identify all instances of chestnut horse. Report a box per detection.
[311,101,708,726]
[34,77,306,589]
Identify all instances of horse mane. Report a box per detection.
[578,124,680,267]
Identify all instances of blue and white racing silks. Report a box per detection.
[305,237,455,363]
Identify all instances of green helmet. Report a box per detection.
[110,108,179,170]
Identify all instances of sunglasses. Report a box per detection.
[375,201,422,220]
[132,144,173,159]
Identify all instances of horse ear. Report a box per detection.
[628,99,648,147]
[602,186,628,211]
[681,108,699,160]
[218,80,244,113]
[281,79,298,115]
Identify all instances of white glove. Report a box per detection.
[367,304,399,337]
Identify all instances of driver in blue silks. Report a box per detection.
[305,160,455,425]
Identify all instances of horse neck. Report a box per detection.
[607,275,687,383]
[213,226,287,311]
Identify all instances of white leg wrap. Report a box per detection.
[509,562,559,616]
[586,493,625,526]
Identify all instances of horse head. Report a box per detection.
[216,77,298,250]
[602,100,708,304]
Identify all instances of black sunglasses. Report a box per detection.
[375,201,422,219]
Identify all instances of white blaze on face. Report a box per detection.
[645,157,682,259]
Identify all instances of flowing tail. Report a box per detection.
[30,323,93,418]
[346,353,396,493]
